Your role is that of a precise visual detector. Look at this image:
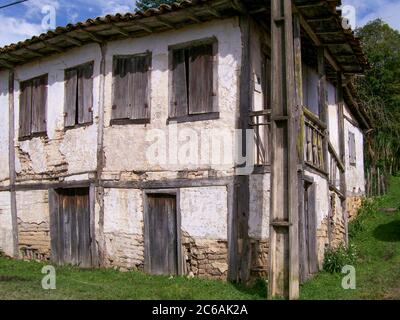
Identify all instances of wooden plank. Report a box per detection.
[49,189,59,263]
[170,48,188,118]
[8,71,19,258]
[269,0,299,300]
[131,54,151,120]
[307,183,318,274]
[318,47,329,173]
[64,68,78,127]
[112,57,132,120]
[31,75,47,134]
[19,80,32,138]
[78,62,94,124]
[188,43,214,114]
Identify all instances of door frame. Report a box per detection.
[48,183,97,267]
[143,189,184,276]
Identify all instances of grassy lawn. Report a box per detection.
[0,256,266,300]
[1,178,399,300]
[300,176,400,300]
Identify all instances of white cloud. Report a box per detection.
[0,14,43,47]
[342,0,400,30]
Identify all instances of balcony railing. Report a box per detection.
[328,141,345,197]
[303,108,326,173]
[249,109,271,166]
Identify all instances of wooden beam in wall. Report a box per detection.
[269,0,299,300]
[8,71,19,258]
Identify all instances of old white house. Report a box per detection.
[0,0,369,298]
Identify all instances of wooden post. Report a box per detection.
[96,43,107,265]
[293,12,306,284]
[337,72,348,245]
[8,70,19,258]
[269,0,299,299]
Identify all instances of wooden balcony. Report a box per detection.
[249,109,271,167]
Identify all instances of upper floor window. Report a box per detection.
[64,62,94,128]
[169,39,218,122]
[111,53,151,125]
[348,131,356,165]
[19,74,48,139]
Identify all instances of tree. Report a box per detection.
[136,0,182,11]
[354,19,400,189]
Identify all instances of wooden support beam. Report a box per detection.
[336,72,349,246]
[0,59,14,69]
[8,71,19,258]
[23,47,44,57]
[133,21,154,33]
[318,47,329,173]
[269,0,299,300]
[43,41,64,53]
[155,15,176,29]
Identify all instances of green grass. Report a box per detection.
[300,176,400,300]
[0,256,267,300]
[1,177,399,300]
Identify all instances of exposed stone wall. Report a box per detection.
[347,196,363,221]
[16,190,50,260]
[250,239,269,279]
[182,232,228,280]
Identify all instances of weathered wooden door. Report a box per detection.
[146,194,178,275]
[49,188,92,267]
[299,182,318,283]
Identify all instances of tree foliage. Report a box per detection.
[355,19,400,176]
[136,0,182,11]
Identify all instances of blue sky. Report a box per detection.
[0,0,399,47]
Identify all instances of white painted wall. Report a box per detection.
[13,44,102,177]
[0,191,13,256]
[180,186,228,240]
[344,105,365,196]
[0,71,9,183]
[249,173,270,240]
[102,18,241,175]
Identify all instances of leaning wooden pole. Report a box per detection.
[268,0,299,299]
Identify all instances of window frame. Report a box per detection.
[18,74,48,140]
[168,37,218,124]
[348,131,357,166]
[64,61,94,130]
[111,52,152,126]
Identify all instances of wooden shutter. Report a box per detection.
[131,54,150,120]
[188,43,214,115]
[112,57,132,120]
[78,62,93,124]
[170,48,188,118]
[65,68,78,127]
[31,75,47,134]
[19,80,32,138]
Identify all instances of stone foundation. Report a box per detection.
[18,220,50,260]
[347,196,363,221]
[250,239,269,279]
[182,232,228,280]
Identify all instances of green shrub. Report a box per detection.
[323,244,358,274]
[349,198,379,239]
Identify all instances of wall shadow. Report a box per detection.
[373,220,400,242]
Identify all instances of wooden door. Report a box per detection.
[49,188,92,267]
[299,181,318,283]
[146,194,178,275]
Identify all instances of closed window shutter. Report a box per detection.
[188,44,213,115]
[112,57,132,120]
[65,68,78,127]
[170,48,188,118]
[349,132,356,165]
[31,75,47,134]
[131,54,151,120]
[78,62,93,124]
[19,80,32,138]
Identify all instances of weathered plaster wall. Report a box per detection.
[344,104,365,196]
[13,44,102,180]
[180,186,228,279]
[0,71,10,184]
[103,188,144,270]
[327,81,340,152]
[102,18,241,178]
[16,190,50,260]
[249,173,270,240]
[0,191,13,256]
